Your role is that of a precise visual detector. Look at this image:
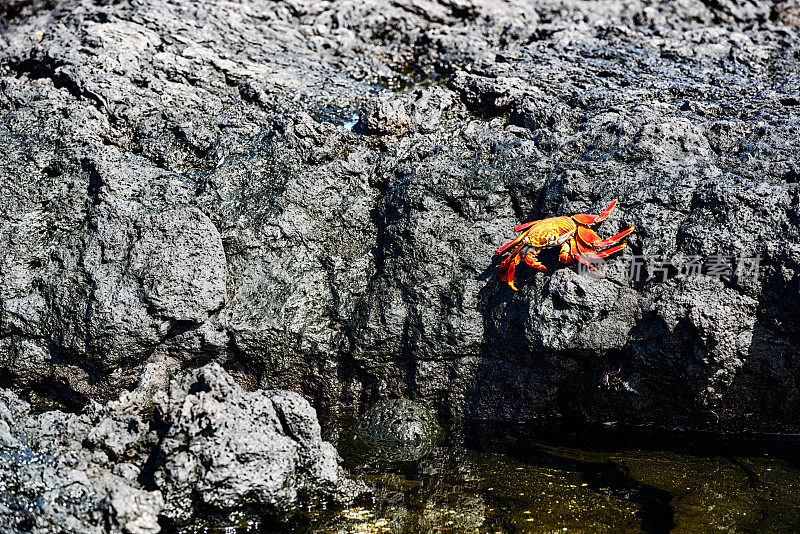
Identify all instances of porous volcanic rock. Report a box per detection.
[153,363,361,522]
[1,0,799,432]
[0,390,163,533]
[0,364,360,531]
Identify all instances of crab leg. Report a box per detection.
[514,219,543,233]
[573,249,606,277]
[499,246,525,290]
[572,199,618,226]
[577,225,635,248]
[573,234,597,256]
[576,226,602,247]
[499,245,544,291]
[568,236,609,277]
[592,243,627,258]
[593,226,635,248]
[496,232,527,256]
[570,241,628,278]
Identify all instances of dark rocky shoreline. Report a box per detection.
[0,363,362,532]
[0,0,800,532]
[1,0,800,525]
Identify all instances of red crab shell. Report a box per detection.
[496,199,635,290]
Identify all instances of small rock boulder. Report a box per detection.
[356,86,454,136]
[358,95,411,135]
[153,363,363,522]
[355,398,443,444]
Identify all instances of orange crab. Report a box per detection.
[496,199,634,290]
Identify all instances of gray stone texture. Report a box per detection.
[0,363,357,532]
[0,0,798,435]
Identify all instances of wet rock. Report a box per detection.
[344,399,444,464]
[341,430,443,465]
[356,399,443,444]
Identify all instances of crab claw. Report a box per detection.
[577,225,635,248]
[524,249,547,270]
[572,199,618,226]
[593,243,627,258]
[498,251,519,291]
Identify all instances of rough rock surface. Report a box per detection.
[0,391,163,533]
[0,364,357,531]
[153,364,359,522]
[356,398,443,443]
[1,0,799,431]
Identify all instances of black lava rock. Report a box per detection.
[0,0,799,434]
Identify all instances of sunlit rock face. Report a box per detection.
[1,0,799,431]
[153,363,361,522]
[0,364,361,532]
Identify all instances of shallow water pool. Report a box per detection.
[185,416,800,533]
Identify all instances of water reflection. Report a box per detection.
[181,416,800,533]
